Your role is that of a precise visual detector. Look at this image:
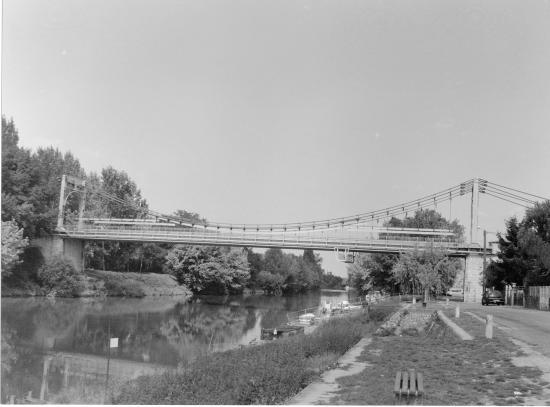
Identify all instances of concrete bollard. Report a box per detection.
[455,305,460,318]
[412,296,416,304]
[446,298,449,307]
[485,314,493,339]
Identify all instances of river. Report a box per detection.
[1,290,352,403]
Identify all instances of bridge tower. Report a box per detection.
[32,175,87,272]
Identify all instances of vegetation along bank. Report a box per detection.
[112,305,397,404]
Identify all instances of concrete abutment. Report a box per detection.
[463,253,484,303]
[31,236,85,272]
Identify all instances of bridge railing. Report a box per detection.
[62,224,462,251]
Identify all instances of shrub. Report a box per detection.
[37,256,85,297]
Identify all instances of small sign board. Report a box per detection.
[110,337,119,348]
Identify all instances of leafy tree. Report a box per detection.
[37,256,85,297]
[100,166,148,218]
[1,220,29,278]
[392,248,458,302]
[256,270,285,295]
[174,209,206,225]
[244,248,263,288]
[386,209,465,241]
[320,272,344,289]
[165,246,250,295]
[263,248,289,276]
[487,201,550,288]
[347,253,398,294]
[2,116,86,237]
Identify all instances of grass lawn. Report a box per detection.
[329,316,549,405]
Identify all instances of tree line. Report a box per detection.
[348,203,550,298]
[1,116,343,295]
[347,209,463,300]
[486,202,550,289]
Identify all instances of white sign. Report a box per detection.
[110,337,119,348]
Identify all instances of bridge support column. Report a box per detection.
[463,253,483,303]
[31,236,85,272]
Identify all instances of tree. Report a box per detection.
[487,201,550,288]
[347,253,397,294]
[174,209,206,225]
[256,270,284,295]
[37,256,85,297]
[164,245,250,295]
[1,220,29,278]
[320,272,344,289]
[386,209,465,241]
[244,248,263,289]
[392,248,458,302]
[100,166,148,218]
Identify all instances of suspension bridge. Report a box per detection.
[32,176,546,302]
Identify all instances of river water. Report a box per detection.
[1,290,351,403]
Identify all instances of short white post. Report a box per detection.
[485,314,493,339]
[412,296,416,304]
[455,305,460,318]
[446,298,449,308]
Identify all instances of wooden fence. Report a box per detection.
[525,286,550,311]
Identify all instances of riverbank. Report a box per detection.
[1,269,192,298]
[112,305,398,404]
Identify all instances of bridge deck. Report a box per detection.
[61,226,484,255]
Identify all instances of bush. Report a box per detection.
[114,306,398,404]
[104,279,146,297]
[37,256,85,297]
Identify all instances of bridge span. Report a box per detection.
[35,175,546,303]
[59,221,481,256]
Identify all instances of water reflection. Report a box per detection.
[1,290,351,403]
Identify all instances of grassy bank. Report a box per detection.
[113,305,398,404]
[84,269,192,297]
[1,269,192,298]
[328,312,549,405]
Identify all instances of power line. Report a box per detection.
[486,180,549,201]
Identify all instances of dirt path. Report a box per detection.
[288,337,372,405]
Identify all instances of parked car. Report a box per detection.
[446,288,464,297]
[482,289,504,306]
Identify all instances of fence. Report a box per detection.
[504,285,525,307]
[525,286,550,311]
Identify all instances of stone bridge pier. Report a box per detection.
[31,236,85,272]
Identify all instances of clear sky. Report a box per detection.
[2,0,550,276]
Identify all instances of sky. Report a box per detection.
[2,0,550,276]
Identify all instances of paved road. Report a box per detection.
[460,303,550,357]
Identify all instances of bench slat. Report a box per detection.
[401,371,409,396]
[409,369,417,395]
[394,371,402,395]
[417,372,424,395]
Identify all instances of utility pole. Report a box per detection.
[470,178,479,244]
[482,229,487,293]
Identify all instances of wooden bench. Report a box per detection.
[394,369,424,404]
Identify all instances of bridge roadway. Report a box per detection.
[60,225,485,256]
